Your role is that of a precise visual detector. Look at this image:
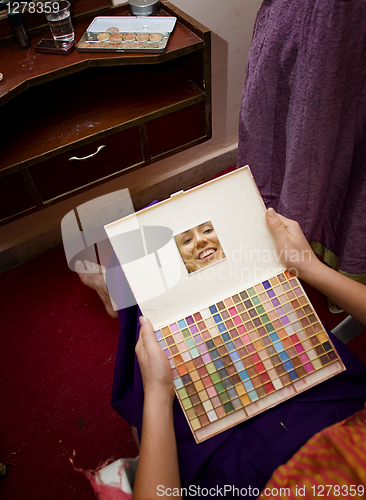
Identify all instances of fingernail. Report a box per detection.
[267,207,276,218]
[139,316,146,325]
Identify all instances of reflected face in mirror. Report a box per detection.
[174,221,226,273]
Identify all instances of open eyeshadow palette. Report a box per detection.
[76,16,177,54]
[105,166,345,443]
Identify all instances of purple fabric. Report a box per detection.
[238,0,366,277]
[109,253,366,497]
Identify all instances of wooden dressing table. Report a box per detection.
[0,1,211,225]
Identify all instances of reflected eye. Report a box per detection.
[203,228,213,235]
[183,237,193,245]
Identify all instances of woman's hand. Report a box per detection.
[266,208,321,280]
[266,208,366,325]
[134,317,181,499]
[135,317,175,404]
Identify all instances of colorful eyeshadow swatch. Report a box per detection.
[154,271,345,443]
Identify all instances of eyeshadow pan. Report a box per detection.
[197,322,207,333]
[310,335,320,347]
[236,303,245,313]
[267,345,276,356]
[304,362,315,374]
[217,345,227,356]
[199,414,210,426]
[252,376,261,388]
[222,355,232,366]
[245,321,254,331]
[296,366,307,377]
[320,354,329,365]
[230,374,241,385]
[246,343,255,354]
[170,345,179,355]
[222,297,232,308]
[315,344,324,355]
[307,348,318,361]
[222,377,233,390]
[250,353,260,364]
[193,312,202,322]
[328,351,337,361]
[271,354,281,365]
[259,292,268,302]
[253,340,263,352]
[221,311,230,320]
[253,317,262,327]
[262,336,271,347]
[257,386,267,398]
[186,383,197,396]
[225,319,235,329]
[258,349,269,361]
[201,308,210,319]
[186,360,195,371]
[240,312,250,322]
[300,317,310,327]
[313,323,323,333]
[280,373,291,385]
[214,336,224,346]
[245,366,255,378]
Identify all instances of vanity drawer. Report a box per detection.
[146,102,207,159]
[29,126,143,201]
[0,173,36,222]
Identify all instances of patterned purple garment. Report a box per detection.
[238,0,366,278]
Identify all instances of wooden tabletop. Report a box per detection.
[0,2,204,107]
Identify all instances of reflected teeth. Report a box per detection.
[199,249,215,260]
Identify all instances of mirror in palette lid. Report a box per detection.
[128,0,160,16]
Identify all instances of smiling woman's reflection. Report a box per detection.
[174,221,226,273]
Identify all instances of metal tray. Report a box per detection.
[76,16,176,54]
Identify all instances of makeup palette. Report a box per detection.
[105,166,345,443]
[153,271,343,442]
[77,16,176,54]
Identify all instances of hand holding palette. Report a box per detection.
[104,167,345,443]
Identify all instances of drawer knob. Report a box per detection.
[68,145,106,161]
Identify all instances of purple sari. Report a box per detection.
[238,0,366,279]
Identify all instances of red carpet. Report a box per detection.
[1,189,365,498]
[0,246,138,500]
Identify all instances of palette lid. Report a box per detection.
[86,16,177,34]
[105,166,286,329]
